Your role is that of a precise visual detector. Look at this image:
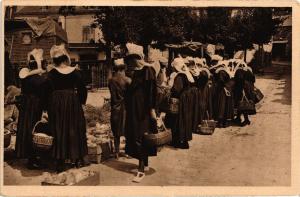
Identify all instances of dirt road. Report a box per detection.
[3,63,291,186]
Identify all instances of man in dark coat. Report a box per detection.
[108,58,131,159]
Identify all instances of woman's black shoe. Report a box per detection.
[217,122,223,128]
[170,141,179,148]
[75,160,83,168]
[233,118,242,125]
[240,120,251,127]
[56,160,66,173]
[177,141,189,149]
[222,121,229,128]
[26,158,41,170]
[26,162,40,170]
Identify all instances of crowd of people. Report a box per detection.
[109,43,260,182]
[8,42,261,183]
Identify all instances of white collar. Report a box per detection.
[54,66,76,74]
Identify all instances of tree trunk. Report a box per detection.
[143,44,149,61]
[106,43,112,80]
[167,48,173,76]
[201,46,204,58]
[257,44,263,68]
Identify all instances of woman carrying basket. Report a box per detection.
[165,57,195,149]
[233,67,256,126]
[45,44,88,172]
[124,43,158,183]
[196,68,213,125]
[15,49,47,169]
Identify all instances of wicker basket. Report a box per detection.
[197,111,216,135]
[198,124,215,135]
[32,120,53,151]
[169,98,179,114]
[201,120,217,128]
[4,129,11,148]
[197,111,217,135]
[144,129,172,147]
[144,122,172,147]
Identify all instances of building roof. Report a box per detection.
[15,6,61,17]
[5,18,68,42]
[282,15,292,26]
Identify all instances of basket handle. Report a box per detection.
[206,110,210,120]
[242,90,249,103]
[32,116,48,135]
[160,119,168,132]
[32,120,43,135]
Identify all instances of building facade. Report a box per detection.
[14,6,108,88]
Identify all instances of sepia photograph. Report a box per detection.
[1,0,299,195]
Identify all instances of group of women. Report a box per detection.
[109,43,259,182]
[14,42,259,183]
[16,44,88,172]
[162,56,257,149]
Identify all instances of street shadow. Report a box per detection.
[5,159,55,177]
[4,149,56,177]
[271,78,291,106]
[102,159,156,176]
[256,64,291,81]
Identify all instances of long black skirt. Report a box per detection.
[48,90,87,161]
[111,103,126,137]
[212,84,234,121]
[16,94,43,158]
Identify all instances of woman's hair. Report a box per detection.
[28,55,38,70]
[244,70,255,83]
[234,69,245,90]
[234,69,245,81]
[113,64,126,72]
[198,70,209,87]
[52,55,69,66]
[41,59,48,70]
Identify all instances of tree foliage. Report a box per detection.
[57,6,291,59]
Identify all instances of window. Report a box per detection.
[82,26,95,43]
[21,32,32,44]
[40,6,49,12]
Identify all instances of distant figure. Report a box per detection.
[108,58,131,159]
[45,44,88,172]
[4,40,16,90]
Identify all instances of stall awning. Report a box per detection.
[165,41,203,51]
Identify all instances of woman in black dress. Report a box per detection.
[165,57,195,149]
[16,49,46,169]
[45,44,88,172]
[124,43,158,182]
[212,67,234,128]
[233,67,256,126]
[196,68,213,124]
[186,57,201,135]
